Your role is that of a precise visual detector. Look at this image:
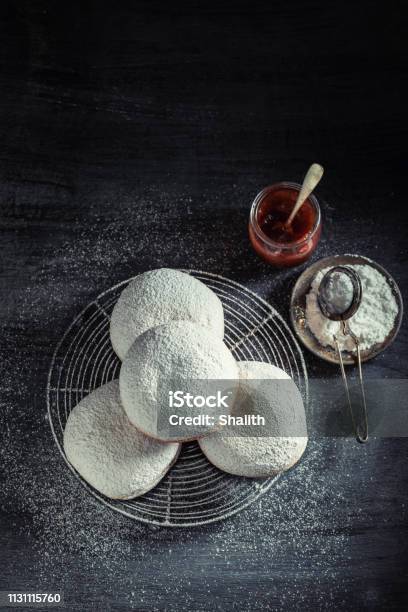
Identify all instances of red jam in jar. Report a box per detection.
[249,182,321,267]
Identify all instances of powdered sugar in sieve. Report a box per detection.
[47,271,308,527]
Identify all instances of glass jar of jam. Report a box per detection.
[249,181,322,268]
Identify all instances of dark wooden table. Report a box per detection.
[1,1,407,610]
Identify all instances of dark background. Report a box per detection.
[0,1,407,610]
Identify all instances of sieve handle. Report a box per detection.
[334,322,368,443]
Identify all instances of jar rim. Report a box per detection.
[249,181,321,250]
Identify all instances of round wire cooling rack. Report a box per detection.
[47,270,308,527]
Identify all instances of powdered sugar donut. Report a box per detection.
[63,381,180,499]
[119,321,239,442]
[110,268,225,360]
[199,361,307,477]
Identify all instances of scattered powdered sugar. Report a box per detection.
[0,416,358,609]
[306,263,399,351]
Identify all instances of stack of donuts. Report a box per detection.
[63,269,307,500]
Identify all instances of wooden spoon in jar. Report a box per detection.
[285,163,324,228]
[266,163,324,241]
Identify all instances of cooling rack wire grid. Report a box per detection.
[47,271,308,527]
